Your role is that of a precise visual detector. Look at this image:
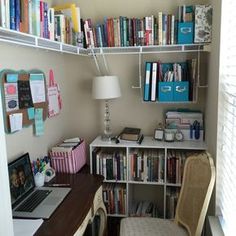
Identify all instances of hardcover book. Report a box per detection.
[120,127,141,141]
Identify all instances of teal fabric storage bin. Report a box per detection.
[177,22,194,44]
[173,81,189,101]
[158,82,173,102]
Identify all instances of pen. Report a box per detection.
[48,183,70,187]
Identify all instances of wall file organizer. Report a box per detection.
[0,69,48,133]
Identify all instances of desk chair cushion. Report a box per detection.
[120,217,188,236]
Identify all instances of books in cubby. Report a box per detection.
[130,201,159,217]
[166,188,180,219]
[129,149,164,183]
[92,148,127,181]
[103,183,126,215]
[166,150,187,184]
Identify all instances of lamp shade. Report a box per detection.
[92,76,121,100]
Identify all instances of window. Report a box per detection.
[216,1,236,235]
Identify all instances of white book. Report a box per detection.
[28,0,33,34]
[151,62,157,101]
[5,0,10,28]
[48,8,55,40]
[158,12,162,45]
[35,0,40,36]
[171,15,175,44]
[0,0,6,27]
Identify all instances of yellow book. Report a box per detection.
[53,3,80,32]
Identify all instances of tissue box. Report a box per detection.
[50,140,86,173]
[178,22,194,44]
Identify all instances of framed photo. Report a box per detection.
[154,129,164,141]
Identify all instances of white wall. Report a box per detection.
[0,93,13,235]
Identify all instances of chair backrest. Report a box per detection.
[174,152,215,236]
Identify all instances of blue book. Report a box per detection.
[119,16,124,47]
[15,0,20,31]
[43,2,49,39]
[144,62,152,101]
[10,0,16,30]
[101,24,107,47]
[103,17,108,47]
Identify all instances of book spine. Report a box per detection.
[9,0,16,30]
[4,0,10,28]
[48,8,54,40]
[43,2,48,39]
[158,12,162,45]
[0,0,6,27]
[151,62,157,101]
[144,62,151,101]
[15,0,20,31]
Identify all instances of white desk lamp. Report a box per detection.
[92,76,121,141]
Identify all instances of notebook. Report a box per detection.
[8,153,71,219]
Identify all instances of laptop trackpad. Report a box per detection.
[44,197,62,205]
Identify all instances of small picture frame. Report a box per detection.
[154,129,164,141]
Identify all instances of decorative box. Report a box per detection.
[50,140,86,174]
[177,22,194,44]
[173,81,189,101]
[194,5,212,43]
[158,82,173,102]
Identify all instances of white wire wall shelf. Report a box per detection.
[0,27,210,56]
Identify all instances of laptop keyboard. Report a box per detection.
[16,190,52,212]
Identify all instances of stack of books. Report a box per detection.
[119,127,141,141]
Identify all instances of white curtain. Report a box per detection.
[216,1,236,235]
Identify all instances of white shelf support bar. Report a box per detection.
[101,49,110,75]
[132,49,142,89]
[91,47,102,75]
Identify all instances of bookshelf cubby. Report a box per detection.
[89,135,207,218]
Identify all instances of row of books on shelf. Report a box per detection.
[92,148,127,181]
[84,4,212,48]
[166,188,180,219]
[0,3,212,48]
[129,149,164,183]
[0,1,83,46]
[92,148,197,184]
[143,59,197,102]
[103,184,126,215]
[130,201,159,217]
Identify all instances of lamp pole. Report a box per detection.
[102,100,112,141]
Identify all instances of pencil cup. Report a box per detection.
[34,172,45,187]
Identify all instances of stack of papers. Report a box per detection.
[165,111,203,129]
[13,219,43,236]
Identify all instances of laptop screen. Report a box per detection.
[8,153,35,207]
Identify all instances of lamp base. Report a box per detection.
[101,134,112,142]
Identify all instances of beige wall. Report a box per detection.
[204,0,222,215]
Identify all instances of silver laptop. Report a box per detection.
[8,153,71,219]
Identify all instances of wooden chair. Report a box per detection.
[120,152,215,236]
